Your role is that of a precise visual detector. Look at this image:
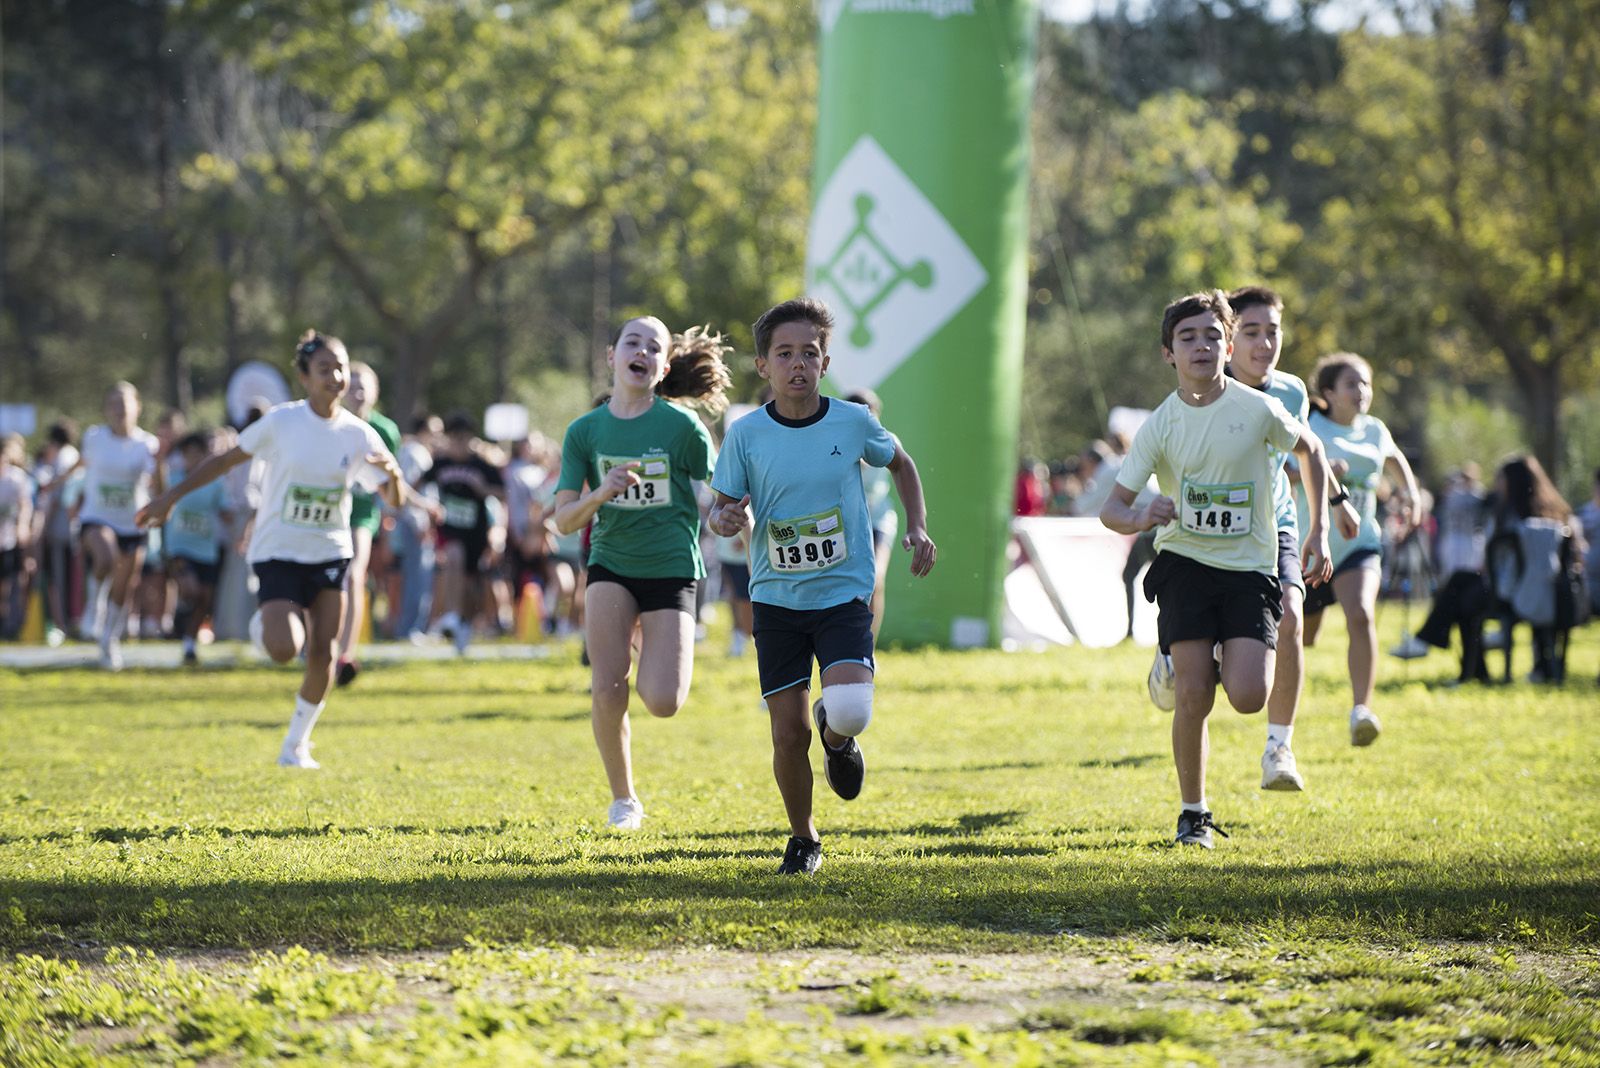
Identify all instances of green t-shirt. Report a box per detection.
[557,399,714,579]
[1115,379,1301,574]
[350,410,402,532]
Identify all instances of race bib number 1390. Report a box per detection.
[768,508,849,572]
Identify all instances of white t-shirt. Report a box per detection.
[79,425,159,535]
[237,401,391,564]
[1115,379,1301,574]
[0,467,31,551]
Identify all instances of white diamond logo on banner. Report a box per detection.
[806,135,988,392]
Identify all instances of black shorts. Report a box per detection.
[253,558,350,610]
[168,553,220,588]
[1143,551,1283,654]
[752,598,876,697]
[721,561,750,601]
[1303,547,1382,614]
[81,522,147,554]
[437,527,490,574]
[0,547,21,579]
[587,563,697,615]
[1277,528,1305,594]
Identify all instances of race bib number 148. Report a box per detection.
[1180,480,1252,538]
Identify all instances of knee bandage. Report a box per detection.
[821,682,874,737]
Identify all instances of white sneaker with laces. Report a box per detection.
[1147,652,1176,711]
[1260,743,1305,791]
[277,742,320,769]
[99,644,124,673]
[1389,633,1430,660]
[607,797,645,830]
[1350,705,1381,747]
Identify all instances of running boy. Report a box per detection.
[708,298,936,875]
[161,431,234,665]
[1219,286,1359,789]
[1101,290,1332,848]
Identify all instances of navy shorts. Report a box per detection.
[721,562,750,602]
[168,553,220,587]
[1144,551,1283,654]
[1303,548,1382,614]
[587,563,697,616]
[752,598,876,698]
[1277,528,1304,594]
[253,558,350,610]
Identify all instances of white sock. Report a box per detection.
[1266,724,1293,749]
[86,577,107,633]
[101,603,130,651]
[730,631,747,656]
[1181,799,1208,813]
[283,695,326,750]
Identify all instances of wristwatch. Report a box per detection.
[1329,489,1350,506]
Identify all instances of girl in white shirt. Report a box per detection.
[50,382,161,670]
[140,330,402,768]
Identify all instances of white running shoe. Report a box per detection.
[98,644,124,673]
[276,742,320,769]
[1389,634,1430,660]
[1260,743,1305,791]
[1350,705,1382,747]
[606,797,645,830]
[1147,652,1176,711]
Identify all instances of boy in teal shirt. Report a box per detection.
[163,432,234,665]
[709,298,937,875]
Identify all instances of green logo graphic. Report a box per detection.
[812,194,935,347]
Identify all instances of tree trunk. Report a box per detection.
[149,3,190,412]
[218,226,244,380]
[1519,361,1562,480]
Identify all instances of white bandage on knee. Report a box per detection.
[820,682,874,737]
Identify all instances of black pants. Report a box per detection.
[1416,570,1493,682]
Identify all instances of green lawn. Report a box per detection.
[3,610,1598,1065]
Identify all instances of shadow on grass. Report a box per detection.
[3,845,1595,952]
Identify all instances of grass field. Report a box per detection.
[3,609,1598,1065]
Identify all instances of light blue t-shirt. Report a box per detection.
[1295,410,1397,567]
[711,399,896,610]
[164,480,229,564]
[1261,370,1308,535]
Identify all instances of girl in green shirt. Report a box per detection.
[554,318,731,830]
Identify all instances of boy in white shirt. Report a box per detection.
[1100,291,1333,848]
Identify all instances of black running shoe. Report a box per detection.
[182,649,199,667]
[1174,809,1229,849]
[812,699,865,800]
[335,659,360,687]
[777,835,822,875]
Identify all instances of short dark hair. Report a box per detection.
[1161,290,1236,352]
[753,298,834,358]
[47,420,76,447]
[1227,285,1283,316]
[444,411,476,436]
[176,431,209,453]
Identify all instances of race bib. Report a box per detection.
[442,494,480,528]
[176,510,214,539]
[600,454,671,510]
[98,482,135,511]
[282,484,343,529]
[1181,480,1252,538]
[767,508,849,573]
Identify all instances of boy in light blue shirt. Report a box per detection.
[162,432,234,665]
[709,298,937,876]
